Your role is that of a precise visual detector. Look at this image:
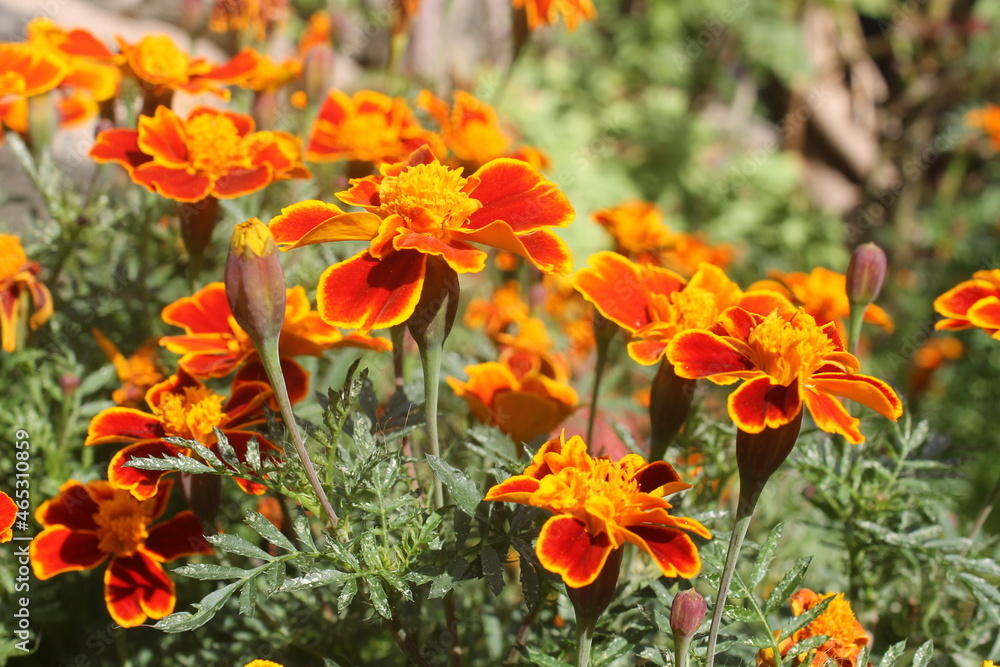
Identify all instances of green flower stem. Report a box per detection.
[416,320,445,510]
[705,490,760,667]
[673,633,692,667]
[575,618,596,667]
[847,302,865,357]
[258,341,339,529]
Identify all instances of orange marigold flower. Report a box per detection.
[485,433,709,587]
[210,0,290,41]
[909,336,963,400]
[575,252,793,366]
[543,274,596,361]
[934,269,1000,339]
[160,282,390,403]
[512,0,597,31]
[750,267,894,340]
[757,589,870,667]
[85,371,280,500]
[298,10,334,57]
[448,361,577,445]
[667,307,902,443]
[660,231,733,278]
[269,147,574,332]
[496,316,570,382]
[0,491,16,542]
[0,42,66,97]
[967,103,1000,151]
[93,330,165,409]
[306,89,441,165]
[593,201,673,258]
[30,478,211,627]
[464,280,531,339]
[0,234,53,353]
[228,48,301,93]
[89,105,310,202]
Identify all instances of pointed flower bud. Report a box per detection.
[225,218,286,350]
[670,589,707,639]
[846,243,887,307]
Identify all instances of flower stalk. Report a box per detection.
[586,311,615,444]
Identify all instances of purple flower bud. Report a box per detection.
[670,589,707,639]
[846,243,887,306]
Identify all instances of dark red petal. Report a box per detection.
[536,515,614,588]
[104,552,175,627]
[145,511,212,562]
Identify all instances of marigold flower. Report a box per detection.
[543,274,596,361]
[660,231,733,278]
[750,267,894,340]
[967,103,1000,151]
[0,234,53,353]
[934,269,1000,339]
[448,361,577,445]
[90,105,310,203]
[85,370,279,500]
[210,0,290,41]
[305,89,441,165]
[30,478,212,627]
[0,43,66,98]
[298,10,334,57]
[486,433,709,587]
[229,48,302,93]
[0,491,16,542]
[909,336,963,401]
[667,307,902,443]
[269,147,574,332]
[93,329,165,408]
[757,589,870,667]
[464,280,531,339]
[593,201,673,259]
[512,0,597,31]
[161,282,389,403]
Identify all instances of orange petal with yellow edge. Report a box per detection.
[623,525,701,578]
[104,552,175,627]
[393,229,486,273]
[667,330,754,380]
[727,376,802,434]
[131,163,213,202]
[269,200,381,248]
[30,526,107,579]
[810,373,902,420]
[536,515,615,588]
[89,129,150,171]
[161,282,233,333]
[450,222,570,275]
[86,408,165,446]
[317,250,426,332]
[967,295,1000,330]
[468,159,574,233]
[934,279,998,319]
[627,339,668,366]
[109,440,185,500]
[575,251,685,331]
[0,492,15,542]
[212,165,273,198]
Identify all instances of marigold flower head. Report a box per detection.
[298,10,334,57]
[934,269,1000,339]
[93,329,165,408]
[909,336,963,401]
[30,478,212,627]
[269,147,574,332]
[0,491,16,542]
[229,48,302,93]
[0,234,53,353]
[757,589,870,667]
[486,433,709,587]
[967,103,1000,151]
[751,267,894,340]
[464,280,531,339]
[659,231,734,278]
[512,0,597,31]
[85,371,279,500]
[593,201,673,258]
[210,0,290,41]
[667,307,903,443]
[90,105,310,202]
[0,42,67,98]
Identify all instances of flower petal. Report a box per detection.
[967,295,1000,331]
[802,386,863,444]
[161,282,233,333]
[623,524,701,578]
[631,461,683,494]
[451,222,570,275]
[536,515,614,588]
[484,475,541,503]
[667,330,755,380]
[104,552,175,627]
[235,358,310,405]
[137,106,189,168]
[30,527,107,579]
[211,165,273,198]
[574,251,685,332]
[86,407,165,446]
[269,200,382,248]
[109,441,185,501]
[35,480,100,530]
[809,373,903,421]
[144,511,211,562]
[89,129,151,171]
[468,158,574,233]
[934,279,998,319]
[317,250,426,332]
[728,376,802,433]
[131,163,213,202]
[393,229,486,273]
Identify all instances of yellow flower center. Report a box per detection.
[93,490,151,556]
[451,119,509,164]
[134,35,190,82]
[746,311,835,386]
[185,113,252,174]
[377,162,482,236]
[669,286,720,330]
[335,111,398,163]
[804,593,861,641]
[153,385,227,442]
[0,234,28,283]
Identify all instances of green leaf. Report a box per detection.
[244,436,262,471]
[430,559,469,599]
[265,560,286,592]
[750,522,784,588]
[172,564,250,581]
[741,634,778,649]
[278,569,352,592]
[878,640,907,667]
[426,455,481,517]
[723,603,758,624]
[239,576,257,617]
[909,640,933,667]
[365,575,392,619]
[169,438,225,470]
[213,428,239,468]
[293,514,317,552]
[778,595,832,641]
[207,533,273,561]
[856,644,871,667]
[593,636,631,666]
[123,454,216,475]
[337,577,358,614]
[481,543,505,596]
[154,581,241,633]
[523,647,574,667]
[245,510,295,553]
[764,557,812,615]
[783,634,829,661]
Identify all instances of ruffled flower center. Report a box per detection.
[377,162,482,236]
[746,311,835,386]
[153,385,227,442]
[0,234,28,283]
[185,113,251,174]
[335,110,398,163]
[133,35,189,82]
[669,286,721,331]
[93,491,150,556]
[803,593,861,641]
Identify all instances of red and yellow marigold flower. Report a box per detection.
[85,370,279,500]
[967,104,1000,151]
[0,490,16,542]
[298,10,334,57]
[659,231,734,278]
[593,201,673,259]
[512,0,597,31]
[0,43,66,98]
[575,252,792,366]
[0,234,53,353]
[210,0,290,40]
[90,105,310,203]
[228,48,302,93]
[464,280,531,339]
[160,282,390,403]
[667,307,902,443]
[305,89,441,166]
[751,267,893,340]
[93,330,165,409]
[270,147,574,332]
[934,269,1000,339]
[757,589,870,667]
[486,433,709,587]
[30,478,212,627]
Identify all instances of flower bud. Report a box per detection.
[846,243,887,306]
[302,44,335,104]
[670,589,707,639]
[225,218,286,351]
[59,372,80,397]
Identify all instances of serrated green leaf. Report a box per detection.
[751,522,784,588]
[764,557,812,615]
[723,603,758,624]
[239,576,257,617]
[245,510,295,553]
[856,644,871,667]
[380,570,412,600]
[779,595,832,641]
[910,640,933,667]
[265,560,286,593]
[365,576,391,619]
[169,438,225,470]
[878,640,906,667]
[172,563,250,581]
[481,543,504,596]
[244,436,262,471]
[214,427,240,468]
[338,577,359,614]
[524,647,574,667]
[426,455,482,517]
[359,532,382,571]
[208,533,273,561]
[740,633,776,649]
[430,559,469,599]
[593,636,631,666]
[123,454,216,474]
[278,569,352,592]
[154,581,241,633]
[293,514,317,552]
[519,554,539,611]
[783,634,829,660]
